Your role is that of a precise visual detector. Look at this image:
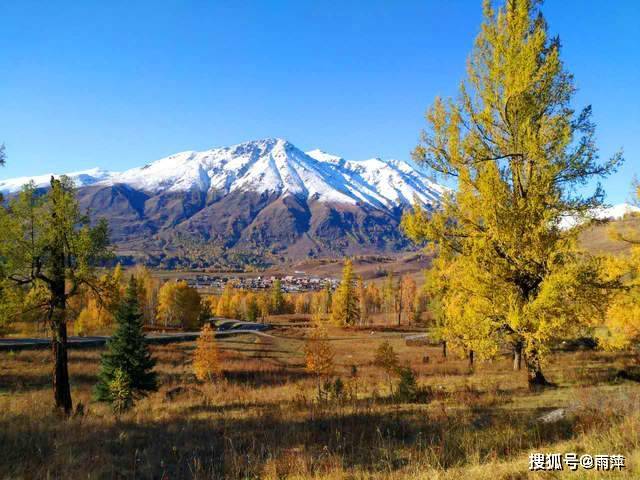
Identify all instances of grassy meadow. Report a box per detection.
[2,324,639,479]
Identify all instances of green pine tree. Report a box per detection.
[94,277,157,404]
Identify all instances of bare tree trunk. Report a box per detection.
[468,349,474,369]
[525,350,551,390]
[513,341,523,371]
[50,268,72,415]
[442,340,447,359]
[49,219,72,416]
[52,314,72,415]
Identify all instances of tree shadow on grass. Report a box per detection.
[0,401,585,480]
[67,352,102,364]
[218,346,291,355]
[223,368,313,388]
[0,372,98,393]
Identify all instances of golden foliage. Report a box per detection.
[357,276,368,325]
[215,283,235,318]
[257,292,271,320]
[365,282,382,314]
[131,265,160,325]
[330,259,359,326]
[293,292,311,315]
[304,323,334,378]
[402,0,620,383]
[73,265,124,335]
[157,280,203,329]
[373,341,399,375]
[193,323,222,382]
[373,340,399,394]
[382,272,396,320]
[600,246,640,350]
[310,285,332,317]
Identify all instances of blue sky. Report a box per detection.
[0,1,638,203]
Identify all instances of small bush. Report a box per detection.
[395,366,419,403]
[374,341,399,395]
[330,377,345,401]
[109,368,133,414]
[318,377,346,403]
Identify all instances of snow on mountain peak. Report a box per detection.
[306,149,343,164]
[0,167,114,193]
[0,139,445,210]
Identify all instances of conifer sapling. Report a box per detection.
[94,277,157,406]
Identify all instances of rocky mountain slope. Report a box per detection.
[0,139,447,267]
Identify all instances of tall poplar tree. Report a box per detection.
[270,279,285,315]
[403,0,620,388]
[331,259,360,326]
[382,272,396,324]
[357,276,368,325]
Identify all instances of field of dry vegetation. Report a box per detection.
[1,325,639,479]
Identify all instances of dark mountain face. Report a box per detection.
[76,184,416,268]
[2,139,444,268]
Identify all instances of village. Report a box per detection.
[183,273,340,293]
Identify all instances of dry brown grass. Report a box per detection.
[290,254,431,282]
[1,326,639,479]
[579,215,640,256]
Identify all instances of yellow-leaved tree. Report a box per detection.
[193,323,222,381]
[330,259,360,326]
[366,282,382,315]
[157,280,203,329]
[74,264,124,335]
[373,340,399,395]
[402,0,620,388]
[305,313,335,398]
[600,198,640,352]
[400,276,418,325]
[215,283,234,318]
[600,250,640,351]
[357,276,369,325]
[382,272,396,324]
[131,265,160,325]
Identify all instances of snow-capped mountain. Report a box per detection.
[0,139,445,267]
[0,167,113,194]
[0,138,444,210]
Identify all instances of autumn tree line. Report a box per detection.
[209,267,427,327]
[71,262,428,334]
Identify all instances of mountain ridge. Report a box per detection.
[0,138,446,211]
[0,139,445,268]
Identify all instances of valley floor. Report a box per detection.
[1,326,639,479]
